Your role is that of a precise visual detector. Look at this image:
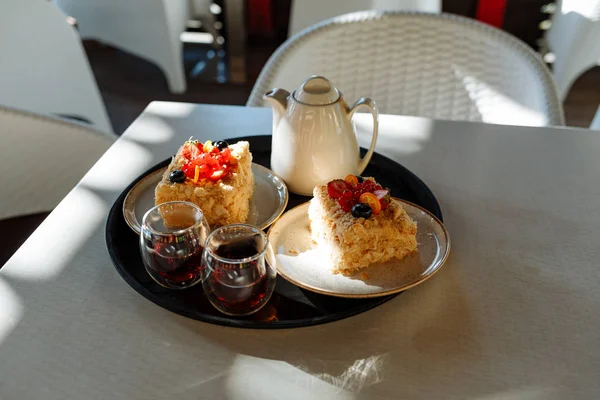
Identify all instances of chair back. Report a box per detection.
[249,12,564,127]
[0,106,114,220]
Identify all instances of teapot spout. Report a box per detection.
[263,88,290,129]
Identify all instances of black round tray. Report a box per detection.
[106,135,442,329]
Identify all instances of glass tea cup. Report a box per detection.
[202,224,277,316]
[140,201,210,289]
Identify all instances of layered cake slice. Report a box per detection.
[155,138,253,227]
[308,175,417,274]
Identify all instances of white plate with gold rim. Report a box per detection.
[123,161,288,234]
[267,199,450,298]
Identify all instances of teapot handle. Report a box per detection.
[349,98,379,174]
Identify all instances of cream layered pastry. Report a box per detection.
[155,138,253,227]
[308,175,417,274]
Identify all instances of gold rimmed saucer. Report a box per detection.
[267,199,450,298]
[123,163,288,235]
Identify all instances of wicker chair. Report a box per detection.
[0,106,114,220]
[248,12,564,127]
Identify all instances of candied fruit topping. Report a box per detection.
[181,139,232,183]
[359,192,382,215]
[327,179,352,199]
[344,174,358,187]
[339,189,354,212]
[182,142,201,159]
[326,175,391,217]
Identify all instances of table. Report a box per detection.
[2,103,600,399]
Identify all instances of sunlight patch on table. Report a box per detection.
[0,279,23,345]
[1,188,107,281]
[123,115,176,143]
[354,114,433,156]
[474,387,558,399]
[82,139,154,190]
[226,355,355,400]
[301,354,388,393]
[148,101,198,119]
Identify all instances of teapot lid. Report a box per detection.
[293,76,340,105]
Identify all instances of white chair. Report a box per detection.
[54,0,190,94]
[545,0,600,100]
[0,106,114,220]
[249,11,565,127]
[0,0,113,134]
[288,0,441,36]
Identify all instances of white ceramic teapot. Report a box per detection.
[264,76,379,195]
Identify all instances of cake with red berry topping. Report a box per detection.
[308,175,417,274]
[155,138,253,227]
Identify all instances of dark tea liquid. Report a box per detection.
[204,238,273,315]
[144,241,204,288]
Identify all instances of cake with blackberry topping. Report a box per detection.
[308,175,417,274]
[155,138,253,227]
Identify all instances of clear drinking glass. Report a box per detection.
[140,201,210,289]
[202,224,277,316]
